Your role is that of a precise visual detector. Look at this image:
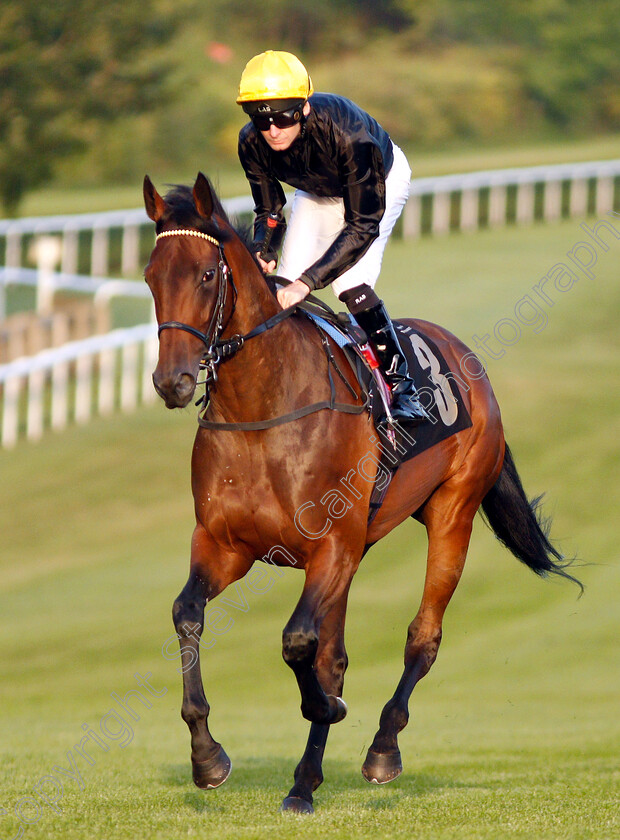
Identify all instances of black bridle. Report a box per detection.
[155,228,296,391]
[153,227,368,430]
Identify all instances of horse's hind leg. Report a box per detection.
[281,589,350,814]
[362,482,479,784]
[173,525,252,789]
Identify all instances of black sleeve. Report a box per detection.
[300,136,385,291]
[238,129,287,262]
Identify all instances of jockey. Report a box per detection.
[237,50,428,425]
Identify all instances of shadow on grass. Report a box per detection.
[161,756,490,814]
[161,757,293,812]
[320,762,494,812]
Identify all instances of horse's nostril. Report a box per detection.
[152,371,196,408]
[176,373,196,401]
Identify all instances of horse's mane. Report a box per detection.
[160,179,276,294]
[160,181,255,255]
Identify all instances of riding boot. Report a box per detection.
[353,301,429,426]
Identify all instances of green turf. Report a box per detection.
[1,217,618,839]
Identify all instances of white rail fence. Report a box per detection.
[1,159,617,292]
[0,264,152,323]
[0,158,618,448]
[0,324,158,449]
[402,158,620,236]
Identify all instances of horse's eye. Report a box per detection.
[201,268,216,284]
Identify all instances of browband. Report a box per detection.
[156,229,219,246]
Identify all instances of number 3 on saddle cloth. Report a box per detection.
[301,309,473,524]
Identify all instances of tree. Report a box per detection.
[0,0,178,215]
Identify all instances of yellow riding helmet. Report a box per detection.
[237,50,314,104]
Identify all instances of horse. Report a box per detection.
[142,172,580,814]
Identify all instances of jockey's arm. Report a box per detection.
[238,132,287,265]
[298,138,385,292]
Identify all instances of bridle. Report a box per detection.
[156,229,230,335]
[152,226,369,431]
[154,228,295,392]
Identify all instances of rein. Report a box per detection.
[154,229,368,430]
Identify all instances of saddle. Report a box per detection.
[293,290,474,523]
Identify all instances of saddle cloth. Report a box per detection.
[302,309,472,463]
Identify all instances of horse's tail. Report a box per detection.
[480,443,583,593]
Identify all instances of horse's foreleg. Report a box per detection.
[281,589,350,814]
[173,525,251,790]
[282,543,358,727]
[362,488,478,784]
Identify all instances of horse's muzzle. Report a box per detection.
[152,370,196,409]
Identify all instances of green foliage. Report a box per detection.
[1,0,619,212]
[435,0,620,128]
[0,0,179,215]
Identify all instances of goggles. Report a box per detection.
[251,107,302,131]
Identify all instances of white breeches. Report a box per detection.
[278,142,412,297]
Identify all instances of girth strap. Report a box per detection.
[198,333,369,431]
[197,394,368,431]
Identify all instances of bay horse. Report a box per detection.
[143,172,580,814]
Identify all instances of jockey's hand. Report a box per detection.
[255,252,277,274]
[277,279,311,309]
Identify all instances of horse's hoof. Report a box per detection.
[192,745,232,789]
[329,695,348,724]
[361,749,402,784]
[280,796,314,815]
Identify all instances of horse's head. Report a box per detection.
[143,173,235,409]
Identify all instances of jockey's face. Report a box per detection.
[259,101,311,152]
[260,122,301,151]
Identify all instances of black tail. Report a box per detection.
[480,443,583,594]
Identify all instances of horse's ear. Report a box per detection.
[143,175,166,222]
[193,172,214,220]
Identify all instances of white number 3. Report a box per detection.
[409,335,459,426]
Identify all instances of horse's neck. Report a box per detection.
[225,244,281,336]
[209,244,320,420]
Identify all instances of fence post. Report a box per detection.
[98,347,116,415]
[75,353,93,423]
[543,179,563,221]
[121,343,139,411]
[595,175,615,215]
[61,226,79,275]
[142,334,158,405]
[432,192,451,235]
[569,178,588,217]
[516,182,535,225]
[402,194,421,239]
[1,377,20,448]
[488,185,506,227]
[34,236,62,315]
[2,229,21,320]
[460,188,479,232]
[91,225,109,276]
[121,224,140,276]
[5,229,21,268]
[51,315,70,432]
[26,369,45,442]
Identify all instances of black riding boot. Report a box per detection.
[354,301,429,426]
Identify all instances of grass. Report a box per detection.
[0,216,618,839]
